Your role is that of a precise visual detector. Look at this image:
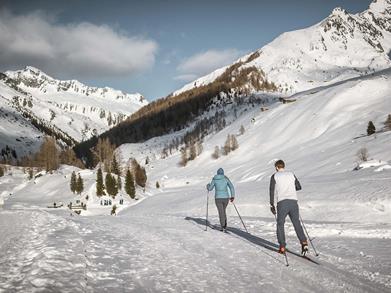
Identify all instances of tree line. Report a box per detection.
[74,58,278,167]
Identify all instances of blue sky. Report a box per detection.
[0,0,372,100]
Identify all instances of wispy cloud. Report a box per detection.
[175,49,242,82]
[0,9,158,78]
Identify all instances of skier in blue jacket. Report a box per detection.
[207,168,235,232]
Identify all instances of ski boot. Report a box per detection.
[301,240,309,256]
[278,246,286,254]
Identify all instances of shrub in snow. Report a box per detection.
[212,146,220,159]
[239,125,245,135]
[223,134,239,155]
[156,181,160,188]
[0,166,4,177]
[367,121,376,136]
[111,205,117,215]
[180,147,188,167]
[356,147,369,162]
[28,168,34,180]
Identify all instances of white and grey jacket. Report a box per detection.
[269,170,302,205]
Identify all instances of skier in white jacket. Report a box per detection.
[269,160,308,255]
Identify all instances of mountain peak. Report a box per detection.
[24,66,43,74]
[330,7,347,17]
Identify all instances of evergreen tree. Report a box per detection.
[125,169,136,199]
[105,171,117,197]
[96,168,104,196]
[367,121,376,136]
[0,166,4,177]
[384,114,391,130]
[70,171,77,193]
[111,154,120,175]
[76,174,84,194]
[156,181,160,188]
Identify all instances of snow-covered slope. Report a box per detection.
[0,66,148,158]
[0,69,390,292]
[174,0,391,96]
[120,68,391,223]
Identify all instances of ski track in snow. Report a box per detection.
[1,187,390,292]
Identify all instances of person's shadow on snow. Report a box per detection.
[185,216,320,265]
[184,216,279,252]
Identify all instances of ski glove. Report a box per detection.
[270,204,276,215]
[206,183,211,190]
[230,197,234,202]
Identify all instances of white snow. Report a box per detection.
[173,0,391,96]
[0,66,148,157]
[1,1,391,291]
[1,65,391,292]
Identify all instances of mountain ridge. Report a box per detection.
[173,0,391,96]
[0,66,148,160]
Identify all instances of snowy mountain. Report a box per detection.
[0,66,148,158]
[1,1,391,291]
[174,0,391,96]
[75,0,391,165]
[1,68,390,292]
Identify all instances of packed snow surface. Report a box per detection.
[1,67,391,292]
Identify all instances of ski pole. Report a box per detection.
[205,191,209,231]
[300,215,319,256]
[274,214,289,266]
[232,202,248,233]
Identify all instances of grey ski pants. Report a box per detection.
[215,198,229,228]
[277,199,307,247]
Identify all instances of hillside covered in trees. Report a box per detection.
[74,53,278,166]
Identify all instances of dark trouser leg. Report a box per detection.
[276,200,290,247]
[288,200,307,243]
[215,198,229,228]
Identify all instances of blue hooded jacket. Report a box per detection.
[207,168,235,199]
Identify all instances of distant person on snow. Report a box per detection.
[207,168,235,232]
[269,160,308,255]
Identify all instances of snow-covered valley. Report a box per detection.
[1,67,390,292]
[1,0,391,291]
